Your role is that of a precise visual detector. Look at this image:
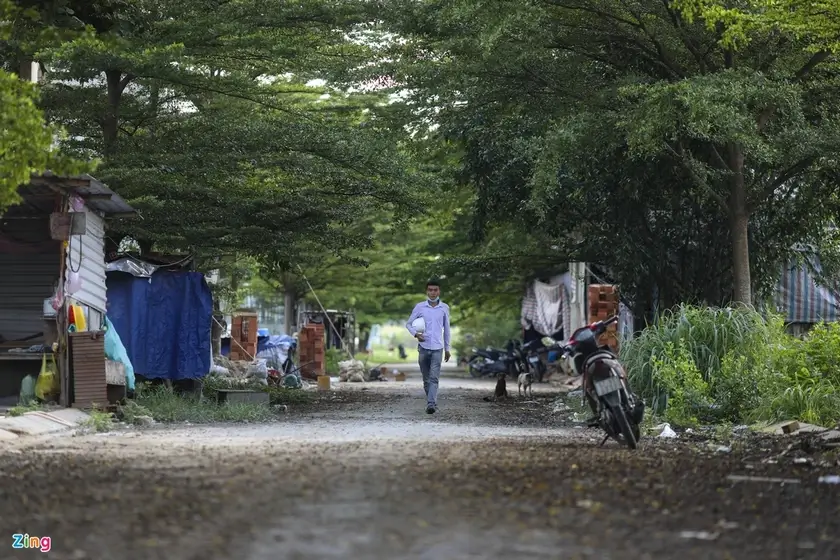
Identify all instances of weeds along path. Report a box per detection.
[0,373,837,559]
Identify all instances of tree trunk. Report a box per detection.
[728,142,752,305]
[211,298,224,358]
[284,285,297,335]
[358,323,371,353]
[19,59,39,82]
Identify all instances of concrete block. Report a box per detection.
[217,390,269,406]
[0,429,19,441]
[38,408,90,426]
[0,414,68,436]
[781,421,800,434]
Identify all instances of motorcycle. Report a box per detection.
[521,329,565,383]
[547,316,644,450]
[468,340,522,379]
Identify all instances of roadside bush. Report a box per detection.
[126,385,278,423]
[749,322,840,426]
[623,304,840,427]
[648,342,710,426]
[122,376,315,424]
[325,347,341,375]
[621,305,774,420]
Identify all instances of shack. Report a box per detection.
[0,173,135,408]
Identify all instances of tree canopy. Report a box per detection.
[0,0,88,209]
[348,0,840,312]
[7,0,840,322]
[12,0,428,269]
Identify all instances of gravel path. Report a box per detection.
[1,368,838,559]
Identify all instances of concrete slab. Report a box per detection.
[820,429,840,441]
[27,411,76,427]
[0,429,19,441]
[39,408,90,426]
[759,421,840,437]
[0,414,69,436]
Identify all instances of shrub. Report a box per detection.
[648,341,710,426]
[622,304,774,417]
[623,304,840,427]
[748,322,840,426]
[325,347,342,375]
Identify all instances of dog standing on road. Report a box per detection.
[518,371,533,398]
[483,374,509,402]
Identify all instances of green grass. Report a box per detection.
[81,409,115,432]
[118,378,315,425]
[120,385,278,423]
[621,305,772,407]
[622,304,840,428]
[6,402,43,417]
[364,344,419,364]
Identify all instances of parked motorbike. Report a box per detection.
[468,340,522,379]
[521,329,565,383]
[548,316,644,450]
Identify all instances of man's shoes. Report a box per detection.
[426,405,436,414]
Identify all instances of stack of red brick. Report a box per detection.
[298,322,325,379]
[588,284,620,352]
[230,313,257,361]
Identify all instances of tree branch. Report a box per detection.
[118,73,135,94]
[665,142,729,212]
[795,50,831,80]
[749,156,818,212]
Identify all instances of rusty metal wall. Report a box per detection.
[69,332,107,408]
[0,215,61,343]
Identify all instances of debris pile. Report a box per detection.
[338,360,368,382]
[246,359,269,386]
[210,356,251,378]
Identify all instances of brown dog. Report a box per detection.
[483,374,509,402]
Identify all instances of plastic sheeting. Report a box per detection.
[104,316,135,391]
[775,261,840,324]
[220,334,296,369]
[256,334,296,370]
[106,257,160,278]
[106,271,213,380]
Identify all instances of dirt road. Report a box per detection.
[1,368,838,559]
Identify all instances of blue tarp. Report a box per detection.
[106,271,213,380]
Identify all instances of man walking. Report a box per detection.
[405,280,451,414]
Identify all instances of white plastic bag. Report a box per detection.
[655,423,678,438]
[65,270,82,295]
[246,359,268,380]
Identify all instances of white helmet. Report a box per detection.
[411,317,426,333]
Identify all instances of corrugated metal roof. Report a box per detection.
[27,173,136,217]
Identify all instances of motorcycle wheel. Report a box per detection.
[468,360,483,378]
[609,403,638,450]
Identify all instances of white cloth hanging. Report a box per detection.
[532,280,562,335]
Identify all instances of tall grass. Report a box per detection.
[621,305,776,413]
[621,304,840,427]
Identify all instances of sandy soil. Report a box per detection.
[0,368,838,559]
